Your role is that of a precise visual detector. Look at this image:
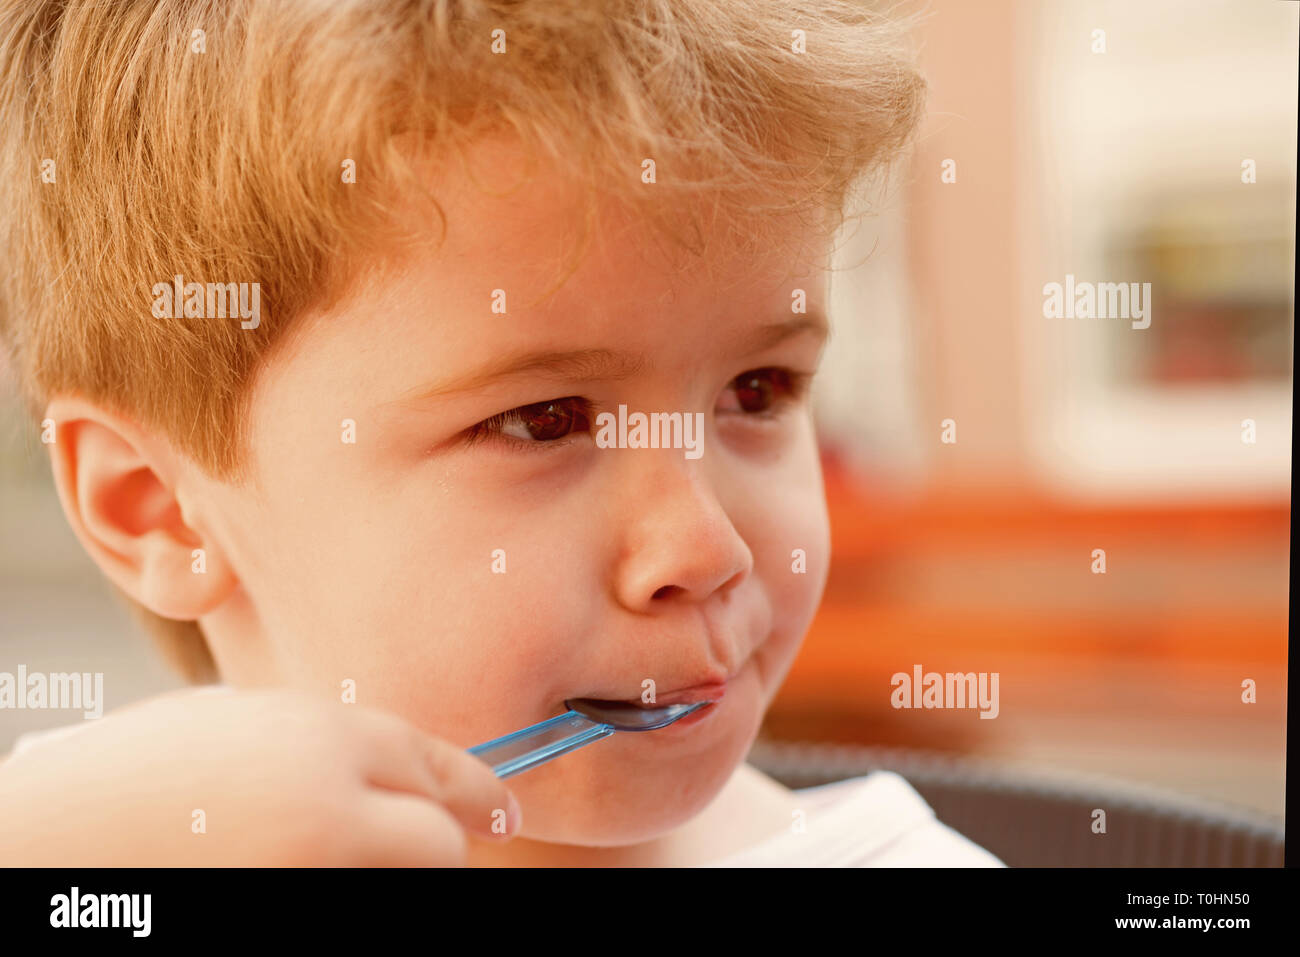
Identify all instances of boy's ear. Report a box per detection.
[42,395,239,621]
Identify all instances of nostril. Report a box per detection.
[652,585,682,600]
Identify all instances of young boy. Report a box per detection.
[0,0,1002,866]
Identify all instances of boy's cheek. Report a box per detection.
[300,556,588,737]
[751,468,831,607]
[754,490,831,689]
[222,435,828,729]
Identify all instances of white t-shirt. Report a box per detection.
[7,695,1004,868]
[705,770,1005,867]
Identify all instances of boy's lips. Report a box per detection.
[584,678,730,708]
[639,682,727,707]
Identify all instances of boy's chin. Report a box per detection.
[514,743,749,847]
[521,795,713,848]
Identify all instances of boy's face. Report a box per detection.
[195,141,832,845]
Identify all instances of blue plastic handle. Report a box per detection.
[467,710,616,778]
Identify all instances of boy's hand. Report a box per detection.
[0,687,520,866]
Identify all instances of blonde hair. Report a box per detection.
[0,0,927,683]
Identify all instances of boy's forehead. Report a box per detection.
[384,133,831,306]
[254,137,831,422]
[373,190,828,368]
[326,214,826,373]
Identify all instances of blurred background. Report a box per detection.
[0,0,1292,840]
[768,0,1293,826]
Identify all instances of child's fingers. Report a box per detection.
[352,792,468,866]
[420,738,522,840]
[346,706,520,840]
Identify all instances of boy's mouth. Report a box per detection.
[581,680,728,709]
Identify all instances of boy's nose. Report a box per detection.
[609,453,753,613]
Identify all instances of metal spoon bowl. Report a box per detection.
[564,697,712,731]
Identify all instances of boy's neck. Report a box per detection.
[464,762,798,867]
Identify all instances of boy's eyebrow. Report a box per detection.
[389,313,828,405]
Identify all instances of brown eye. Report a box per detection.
[514,398,589,440]
[732,368,793,413]
[465,396,595,451]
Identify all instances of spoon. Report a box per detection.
[466,698,715,779]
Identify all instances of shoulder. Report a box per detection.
[709,769,1006,867]
[807,770,1005,866]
